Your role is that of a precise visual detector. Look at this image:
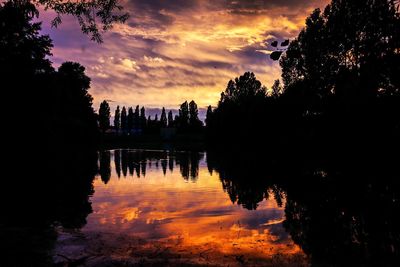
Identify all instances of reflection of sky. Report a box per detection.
[83,150,304,259]
[38,0,330,112]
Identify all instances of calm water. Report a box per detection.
[4,149,398,266]
[53,149,307,266]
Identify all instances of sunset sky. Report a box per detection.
[40,0,329,113]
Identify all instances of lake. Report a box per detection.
[2,148,398,266]
[53,149,307,266]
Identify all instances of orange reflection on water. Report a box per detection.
[81,150,306,265]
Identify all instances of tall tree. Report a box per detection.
[205,105,213,127]
[168,110,174,127]
[56,62,98,139]
[134,105,140,128]
[1,0,54,138]
[114,105,120,131]
[99,100,110,132]
[127,107,134,131]
[280,0,400,102]
[207,72,267,142]
[160,107,167,127]
[189,100,202,128]
[178,101,189,127]
[121,106,127,131]
[140,106,146,129]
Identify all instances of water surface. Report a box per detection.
[54,149,306,266]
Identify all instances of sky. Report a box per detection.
[39,0,330,114]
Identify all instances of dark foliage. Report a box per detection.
[207,0,400,154]
[35,0,129,42]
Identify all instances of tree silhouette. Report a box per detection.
[168,110,174,127]
[189,100,202,129]
[98,100,110,133]
[178,101,189,128]
[207,72,267,143]
[140,106,146,129]
[160,107,167,127]
[55,62,98,145]
[127,107,134,132]
[134,105,140,129]
[121,106,127,132]
[32,0,129,42]
[280,0,400,101]
[114,105,120,131]
[271,80,282,99]
[1,0,54,145]
[205,105,213,127]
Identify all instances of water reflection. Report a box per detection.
[206,150,400,266]
[2,149,399,266]
[70,149,304,266]
[108,150,203,182]
[1,149,98,266]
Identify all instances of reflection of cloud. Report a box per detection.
[82,151,305,260]
[39,0,330,111]
[122,207,141,222]
[263,218,284,226]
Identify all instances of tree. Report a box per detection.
[160,107,167,127]
[207,72,267,143]
[178,101,189,128]
[168,110,174,127]
[219,72,266,105]
[205,105,213,127]
[134,105,140,128]
[32,0,129,42]
[55,62,99,144]
[140,106,146,129]
[98,100,110,132]
[121,106,127,131]
[271,80,282,99]
[280,0,400,102]
[1,0,53,127]
[114,105,120,131]
[127,107,134,131]
[189,100,202,128]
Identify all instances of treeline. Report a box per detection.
[98,100,203,134]
[206,0,400,153]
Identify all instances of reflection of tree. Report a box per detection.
[128,150,134,176]
[1,149,98,266]
[282,162,400,266]
[121,149,128,177]
[140,160,146,177]
[206,149,275,210]
[114,150,121,178]
[175,152,202,181]
[99,151,111,184]
[207,147,400,265]
[177,152,190,180]
[168,152,174,173]
[161,159,167,175]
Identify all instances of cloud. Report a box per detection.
[39,0,330,112]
